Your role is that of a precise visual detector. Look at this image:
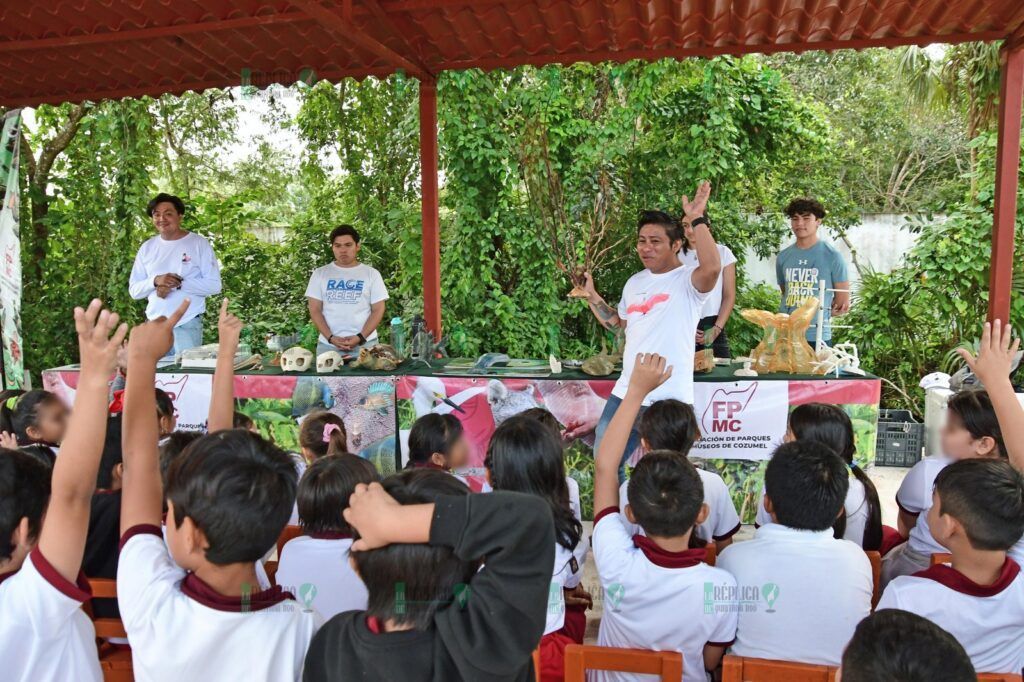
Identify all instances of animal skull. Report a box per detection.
[317,350,343,373]
[281,346,314,372]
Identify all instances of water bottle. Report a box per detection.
[390,317,406,359]
[409,315,424,360]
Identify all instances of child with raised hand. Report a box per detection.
[303,469,555,681]
[616,398,741,552]
[0,299,128,682]
[484,415,587,681]
[118,298,321,682]
[840,609,976,682]
[277,453,380,620]
[884,349,1014,584]
[878,458,1024,674]
[754,403,883,551]
[592,353,737,682]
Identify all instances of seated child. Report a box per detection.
[502,408,584,523]
[405,412,470,476]
[0,388,69,467]
[83,414,125,620]
[755,403,883,550]
[302,469,555,681]
[233,410,257,432]
[718,441,872,666]
[118,300,321,681]
[277,453,380,619]
[484,415,588,680]
[592,353,738,682]
[290,411,347,524]
[154,388,176,439]
[0,299,127,681]
[877,458,1024,674]
[883,389,1006,586]
[840,609,975,682]
[617,398,741,551]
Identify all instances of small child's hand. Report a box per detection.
[127,299,190,363]
[345,482,403,551]
[958,320,1020,387]
[0,431,17,449]
[75,299,129,379]
[217,298,243,352]
[627,353,673,396]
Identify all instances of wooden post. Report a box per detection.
[988,43,1024,323]
[419,79,442,338]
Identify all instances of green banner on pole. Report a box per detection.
[0,110,24,389]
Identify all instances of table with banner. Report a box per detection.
[43,362,880,522]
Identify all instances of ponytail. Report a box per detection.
[299,411,348,459]
[0,389,60,444]
[851,464,883,551]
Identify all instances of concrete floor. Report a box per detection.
[578,463,910,643]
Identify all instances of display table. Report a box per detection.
[43,361,880,519]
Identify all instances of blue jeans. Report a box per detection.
[170,315,203,357]
[593,395,646,485]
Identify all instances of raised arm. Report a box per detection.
[683,182,722,294]
[38,301,128,583]
[121,299,189,534]
[594,353,673,513]
[581,272,624,330]
[958,320,1024,471]
[207,298,243,433]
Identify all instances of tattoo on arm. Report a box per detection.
[592,300,619,329]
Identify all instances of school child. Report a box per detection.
[233,410,257,432]
[154,388,176,438]
[302,469,555,681]
[883,388,1006,585]
[0,388,69,466]
[406,412,470,474]
[118,299,321,681]
[0,299,127,681]
[484,415,588,680]
[754,403,883,550]
[718,441,873,666]
[877,458,1024,674]
[511,407,584,524]
[592,353,738,682]
[299,411,348,461]
[617,398,741,551]
[277,453,380,619]
[839,609,976,682]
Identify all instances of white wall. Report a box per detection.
[741,213,940,290]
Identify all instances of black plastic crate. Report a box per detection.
[875,409,924,467]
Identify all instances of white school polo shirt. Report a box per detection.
[0,550,102,682]
[716,523,872,666]
[118,525,322,682]
[592,507,738,682]
[619,467,742,543]
[897,456,951,556]
[276,533,368,621]
[878,559,1024,674]
[755,477,870,547]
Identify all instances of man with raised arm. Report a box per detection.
[580,182,722,481]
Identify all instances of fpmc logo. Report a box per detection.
[701,383,758,434]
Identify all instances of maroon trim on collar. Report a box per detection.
[409,461,447,471]
[180,573,295,612]
[707,638,736,648]
[118,524,163,552]
[631,535,706,569]
[912,558,1020,597]
[94,488,120,496]
[713,521,742,542]
[307,531,353,540]
[593,506,619,526]
[30,549,92,602]
[366,615,383,633]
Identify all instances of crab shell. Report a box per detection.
[582,355,615,376]
[316,350,343,373]
[281,346,314,372]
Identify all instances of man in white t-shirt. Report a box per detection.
[306,225,389,358]
[128,193,222,357]
[581,182,722,481]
